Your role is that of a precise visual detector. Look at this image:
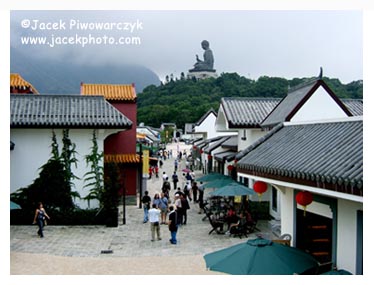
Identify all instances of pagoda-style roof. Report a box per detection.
[81,83,137,101]
[10,73,39,94]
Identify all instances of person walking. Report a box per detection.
[153,193,161,209]
[198,182,205,214]
[148,204,162,241]
[159,192,169,224]
[168,205,178,245]
[142,191,151,223]
[33,202,50,238]
[154,165,159,178]
[181,193,190,225]
[162,171,168,181]
[172,171,179,190]
[174,159,178,172]
[174,193,183,226]
[161,177,171,199]
[192,181,199,203]
[148,166,153,179]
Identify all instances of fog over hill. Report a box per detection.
[10,47,161,94]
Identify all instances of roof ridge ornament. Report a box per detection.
[318,66,323,79]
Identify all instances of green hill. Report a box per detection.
[137,72,362,128]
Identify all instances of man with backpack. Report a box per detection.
[162,177,171,199]
[172,171,179,190]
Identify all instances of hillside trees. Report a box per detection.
[137,72,362,128]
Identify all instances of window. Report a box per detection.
[272,186,277,211]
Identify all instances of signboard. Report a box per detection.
[142,149,149,175]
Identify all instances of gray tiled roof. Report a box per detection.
[204,136,232,153]
[221,97,280,128]
[214,150,237,162]
[261,79,352,128]
[221,136,238,150]
[10,94,133,128]
[342,99,363,116]
[237,118,363,196]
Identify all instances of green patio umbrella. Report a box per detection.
[204,238,319,275]
[204,177,234,188]
[196,173,228,182]
[209,182,254,197]
[10,201,22,210]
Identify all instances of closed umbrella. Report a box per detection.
[209,182,254,197]
[204,237,319,275]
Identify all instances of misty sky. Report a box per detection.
[10,10,362,83]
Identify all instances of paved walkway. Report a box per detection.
[10,142,274,275]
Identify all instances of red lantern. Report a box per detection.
[253,181,267,194]
[296,191,313,216]
[253,181,267,200]
[200,149,204,154]
[227,165,234,171]
[208,154,212,160]
[193,145,197,150]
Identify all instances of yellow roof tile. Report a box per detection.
[10,73,39,94]
[136,133,147,139]
[81,83,136,101]
[104,154,140,164]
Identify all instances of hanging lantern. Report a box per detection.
[200,149,204,154]
[193,145,197,150]
[208,154,212,160]
[253,181,267,200]
[227,165,234,171]
[296,191,313,216]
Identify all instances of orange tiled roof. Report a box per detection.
[81,83,136,101]
[104,154,140,164]
[10,73,39,94]
[137,133,146,139]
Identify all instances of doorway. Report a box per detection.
[296,209,333,264]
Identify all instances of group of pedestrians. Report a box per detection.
[141,144,205,245]
[141,190,184,245]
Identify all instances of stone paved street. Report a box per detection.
[10,141,274,274]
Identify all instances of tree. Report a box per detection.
[83,130,104,208]
[136,72,362,128]
[10,130,75,212]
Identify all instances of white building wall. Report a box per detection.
[238,128,268,152]
[195,113,219,139]
[280,187,295,242]
[10,128,120,209]
[336,199,362,274]
[291,87,348,122]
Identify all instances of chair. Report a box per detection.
[279,233,292,242]
[207,213,225,235]
[229,218,248,239]
[272,234,292,246]
[201,201,210,221]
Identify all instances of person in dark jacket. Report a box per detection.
[168,205,178,244]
